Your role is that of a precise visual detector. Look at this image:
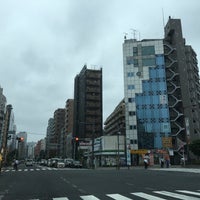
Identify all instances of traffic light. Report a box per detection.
[75,137,79,142]
[16,137,24,142]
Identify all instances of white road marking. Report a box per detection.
[154,191,200,200]
[132,192,167,199]
[80,195,100,200]
[106,194,132,200]
[176,190,200,196]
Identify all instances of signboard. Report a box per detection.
[131,149,148,154]
[162,137,172,148]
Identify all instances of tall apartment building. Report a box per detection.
[53,108,65,157]
[1,105,14,163]
[27,142,36,159]
[164,17,200,146]
[34,139,46,159]
[0,86,6,147]
[64,99,74,158]
[123,17,200,164]
[104,99,125,136]
[73,65,103,140]
[46,118,55,158]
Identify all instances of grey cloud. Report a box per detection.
[0,0,199,141]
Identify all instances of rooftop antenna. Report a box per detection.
[162,8,165,28]
[130,29,137,40]
[138,31,141,41]
[162,8,166,37]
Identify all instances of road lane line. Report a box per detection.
[24,169,28,171]
[106,194,132,200]
[52,198,69,200]
[176,190,200,196]
[154,191,200,200]
[132,192,167,200]
[30,169,34,171]
[80,195,100,200]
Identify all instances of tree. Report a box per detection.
[189,139,200,158]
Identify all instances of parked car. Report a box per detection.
[40,159,47,166]
[25,159,33,167]
[47,158,53,167]
[72,160,82,168]
[56,159,65,168]
[50,158,59,167]
[64,158,74,168]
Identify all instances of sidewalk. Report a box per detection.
[94,164,200,171]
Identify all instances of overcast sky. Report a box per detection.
[0,0,199,142]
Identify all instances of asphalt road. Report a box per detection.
[0,164,200,200]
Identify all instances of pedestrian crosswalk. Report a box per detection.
[150,168,200,174]
[29,189,200,199]
[1,167,61,173]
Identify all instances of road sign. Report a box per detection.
[162,137,172,148]
[131,149,148,154]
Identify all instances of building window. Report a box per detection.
[128,85,135,90]
[127,72,134,77]
[126,56,134,65]
[129,111,136,116]
[130,125,137,130]
[133,47,138,56]
[128,98,135,103]
[142,58,155,66]
[142,46,155,55]
[134,59,138,67]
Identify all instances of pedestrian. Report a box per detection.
[144,158,148,169]
[13,159,18,171]
[165,159,170,168]
[160,158,164,168]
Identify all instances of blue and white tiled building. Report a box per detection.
[123,39,171,151]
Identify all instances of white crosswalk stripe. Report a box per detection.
[106,194,132,200]
[80,195,100,200]
[26,189,200,200]
[176,190,200,196]
[154,191,200,200]
[132,192,167,200]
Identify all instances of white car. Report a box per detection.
[25,159,33,166]
[56,159,65,168]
